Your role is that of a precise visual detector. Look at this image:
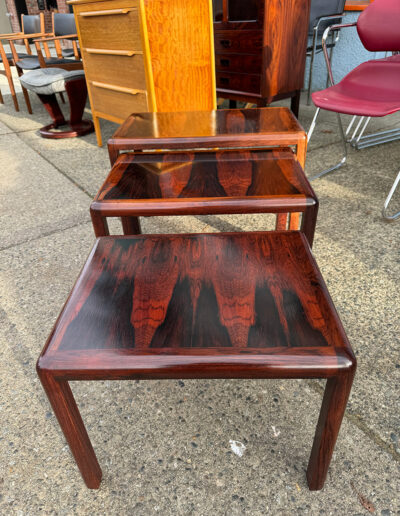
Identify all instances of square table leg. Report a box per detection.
[37,368,102,489]
[307,370,356,490]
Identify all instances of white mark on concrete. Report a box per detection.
[229,440,246,457]
[271,426,281,437]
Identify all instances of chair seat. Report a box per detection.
[4,52,32,61]
[37,231,354,379]
[16,56,81,70]
[19,67,85,95]
[312,58,400,117]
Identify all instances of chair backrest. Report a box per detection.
[308,0,346,35]
[53,13,77,36]
[357,0,400,52]
[21,14,44,35]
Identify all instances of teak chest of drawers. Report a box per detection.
[68,0,217,145]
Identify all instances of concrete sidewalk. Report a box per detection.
[0,83,399,515]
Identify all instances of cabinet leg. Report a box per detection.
[307,371,355,490]
[93,115,102,147]
[290,90,301,118]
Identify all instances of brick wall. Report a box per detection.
[5,0,21,32]
[5,0,70,34]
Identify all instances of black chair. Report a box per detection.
[0,13,46,112]
[306,0,347,105]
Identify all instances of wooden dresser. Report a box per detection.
[68,0,216,145]
[212,0,311,116]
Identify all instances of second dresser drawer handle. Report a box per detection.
[220,39,232,48]
[220,58,230,66]
[220,77,230,85]
[80,8,136,17]
[85,48,143,57]
[92,81,146,95]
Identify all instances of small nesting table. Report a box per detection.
[91,148,318,246]
[37,231,356,490]
[107,106,307,166]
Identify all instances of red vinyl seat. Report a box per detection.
[308,0,400,220]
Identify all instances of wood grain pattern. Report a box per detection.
[143,0,216,111]
[107,107,307,168]
[262,0,311,102]
[91,149,317,245]
[212,0,311,115]
[37,231,356,490]
[40,232,352,362]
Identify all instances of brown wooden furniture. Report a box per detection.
[68,0,217,146]
[104,106,310,237]
[212,0,311,117]
[37,231,356,490]
[90,148,318,246]
[19,68,93,139]
[0,13,47,113]
[107,107,307,168]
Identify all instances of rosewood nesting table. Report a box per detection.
[91,148,318,246]
[37,231,356,490]
[107,107,307,167]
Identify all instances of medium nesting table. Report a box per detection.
[91,148,318,246]
[37,231,356,490]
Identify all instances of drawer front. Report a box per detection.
[89,83,148,121]
[214,30,263,54]
[215,53,262,74]
[216,72,261,94]
[82,52,147,90]
[76,3,142,52]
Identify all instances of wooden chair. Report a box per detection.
[0,13,47,112]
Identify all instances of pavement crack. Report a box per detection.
[0,219,92,252]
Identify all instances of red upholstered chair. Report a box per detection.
[307,0,400,220]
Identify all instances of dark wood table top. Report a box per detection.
[108,107,306,152]
[38,231,354,380]
[92,149,317,216]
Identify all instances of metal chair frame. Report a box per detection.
[306,13,345,105]
[307,22,400,220]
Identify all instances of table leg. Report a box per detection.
[275,213,288,230]
[121,216,142,235]
[301,203,319,248]
[90,210,110,237]
[37,370,102,489]
[307,370,355,490]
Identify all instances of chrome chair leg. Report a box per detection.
[307,110,347,181]
[382,171,400,220]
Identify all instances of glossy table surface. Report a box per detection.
[108,107,306,152]
[38,231,354,380]
[92,149,317,216]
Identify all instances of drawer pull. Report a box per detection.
[92,81,145,95]
[220,39,232,48]
[80,8,136,17]
[85,48,143,56]
[220,77,230,85]
[220,58,230,67]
